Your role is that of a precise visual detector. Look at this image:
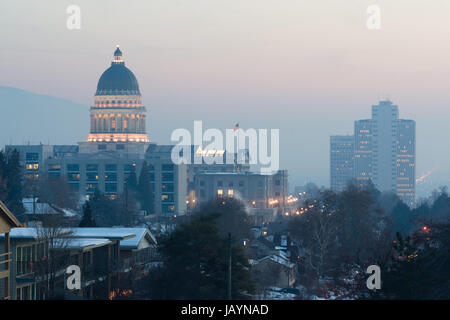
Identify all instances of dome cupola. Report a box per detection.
[95,46,141,96]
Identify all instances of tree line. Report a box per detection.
[289,181,450,299]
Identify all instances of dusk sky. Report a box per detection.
[2,0,450,188]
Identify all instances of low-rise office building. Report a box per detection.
[193,170,289,223]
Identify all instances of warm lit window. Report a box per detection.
[124,120,127,129]
[112,120,116,129]
[217,189,223,196]
[26,163,39,170]
[228,189,234,197]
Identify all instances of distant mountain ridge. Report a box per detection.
[0,86,89,148]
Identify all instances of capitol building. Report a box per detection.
[6,47,290,219]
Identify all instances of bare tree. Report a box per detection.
[290,190,340,281]
[34,174,79,211]
[34,215,72,299]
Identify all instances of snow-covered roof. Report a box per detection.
[0,227,38,239]
[54,238,111,251]
[22,198,60,215]
[0,227,71,240]
[250,254,295,269]
[61,208,78,217]
[113,228,157,249]
[22,198,78,217]
[2,228,156,251]
[70,228,136,240]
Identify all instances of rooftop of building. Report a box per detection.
[114,227,157,249]
[70,228,136,240]
[196,170,287,176]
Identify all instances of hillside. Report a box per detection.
[0,86,89,147]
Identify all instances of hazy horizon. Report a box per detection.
[2,0,450,189]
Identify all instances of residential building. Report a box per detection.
[0,201,22,300]
[250,254,296,289]
[0,227,159,300]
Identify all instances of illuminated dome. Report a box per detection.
[87,46,149,144]
[95,46,141,96]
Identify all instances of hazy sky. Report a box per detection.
[1,0,450,188]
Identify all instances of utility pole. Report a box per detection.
[226,232,232,300]
[125,178,128,209]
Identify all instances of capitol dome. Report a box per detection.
[87,46,149,144]
[95,46,141,96]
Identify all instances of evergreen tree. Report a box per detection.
[0,151,7,201]
[391,200,413,236]
[198,197,251,240]
[370,219,450,300]
[79,201,96,227]
[89,188,137,227]
[429,187,450,222]
[137,214,254,299]
[0,149,24,217]
[137,161,153,215]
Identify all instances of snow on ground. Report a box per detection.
[253,287,298,300]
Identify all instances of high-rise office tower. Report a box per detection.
[331,100,415,206]
[330,135,354,192]
[396,119,416,206]
[371,100,399,192]
[354,119,373,189]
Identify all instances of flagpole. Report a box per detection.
[236,130,239,162]
[234,123,239,163]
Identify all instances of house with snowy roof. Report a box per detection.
[21,198,79,225]
[249,254,296,289]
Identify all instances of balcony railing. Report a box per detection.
[16,261,34,276]
[0,252,11,272]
